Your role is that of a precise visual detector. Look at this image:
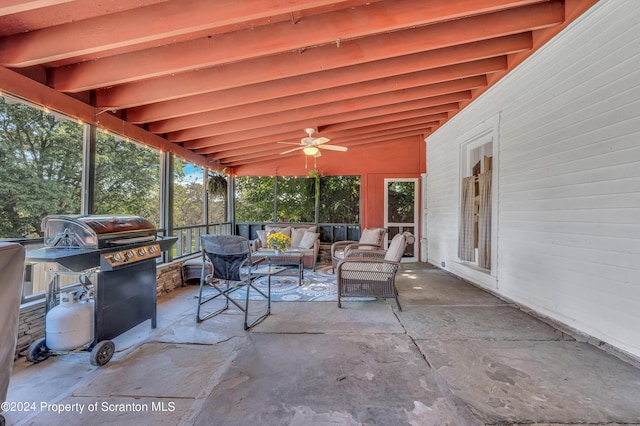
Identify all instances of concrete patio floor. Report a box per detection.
[4,263,640,425]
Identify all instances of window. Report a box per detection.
[94,130,161,225]
[207,171,227,224]
[172,160,205,256]
[0,96,83,239]
[1,96,86,302]
[319,176,360,224]
[173,160,204,228]
[458,117,498,272]
[234,175,360,224]
[276,176,315,222]
[235,176,276,222]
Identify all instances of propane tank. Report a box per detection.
[46,292,94,351]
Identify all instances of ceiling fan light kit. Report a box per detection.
[303,147,319,155]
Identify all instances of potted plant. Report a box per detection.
[207,168,227,197]
[266,232,291,254]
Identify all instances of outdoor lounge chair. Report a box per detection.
[331,227,386,272]
[196,235,269,329]
[336,231,414,311]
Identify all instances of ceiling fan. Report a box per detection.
[278,128,347,157]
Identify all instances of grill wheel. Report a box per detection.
[90,340,115,366]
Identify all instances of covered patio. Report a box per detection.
[5,263,640,425]
[2,1,640,425]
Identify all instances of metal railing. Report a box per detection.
[235,222,362,244]
[170,222,233,259]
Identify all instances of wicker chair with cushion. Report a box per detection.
[331,227,386,272]
[336,232,414,311]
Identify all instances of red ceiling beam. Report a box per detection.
[191,105,455,154]
[48,0,542,92]
[169,76,485,142]
[148,56,507,134]
[0,0,73,16]
[95,1,563,109]
[207,118,441,160]
[320,112,448,135]
[0,0,356,67]
[182,92,468,150]
[201,113,444,156]
[127,33,531,124]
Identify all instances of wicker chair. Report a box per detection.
[331,227,386,272]
[336,232,414,311]
[196,235,268,329]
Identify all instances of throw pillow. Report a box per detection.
[299,231,319,249]
[256,230,273,247]
[290,227,307,248]
[265,226,292,237]
[360,228,382,245]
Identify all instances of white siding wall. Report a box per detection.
[426,0,640,358]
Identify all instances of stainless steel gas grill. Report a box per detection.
[25,215,176,365]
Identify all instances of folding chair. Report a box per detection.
[196,235,269,329]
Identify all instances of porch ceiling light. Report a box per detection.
[303,146,319,155]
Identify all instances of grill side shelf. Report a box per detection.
[26,248,100,272]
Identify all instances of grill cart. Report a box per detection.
[25,215,176,366]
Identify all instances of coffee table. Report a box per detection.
[255,250,304,286]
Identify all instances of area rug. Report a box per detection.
[200,265,374,302]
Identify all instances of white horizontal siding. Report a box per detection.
[426,0,640,358]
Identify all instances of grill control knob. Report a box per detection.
[113,252,123,262]
[148,245,157,254]
[125,250,135,260]
[138,248,147,256]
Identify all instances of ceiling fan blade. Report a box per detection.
[317,144,348,152]
[280,146,304,155]
[277,141,300,145]
[313,137,330,145]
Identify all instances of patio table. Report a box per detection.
[255,250,304,286]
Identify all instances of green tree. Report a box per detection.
[234,174,360,225]
[0,99,164,237]
[319,176,360,223]
[94,132,161,224]
[172,160,206,227]
[387,181,414,223]
[276,176,314,222]
[235,176,275,222]
[0,99,83,237]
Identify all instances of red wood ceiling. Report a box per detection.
[0,0,598,173]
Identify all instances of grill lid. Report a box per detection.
[43,215,156,249]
